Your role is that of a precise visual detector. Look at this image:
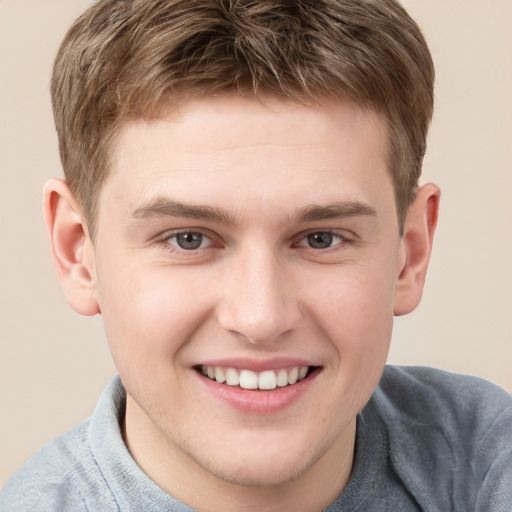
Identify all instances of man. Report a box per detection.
[2,0,511,510]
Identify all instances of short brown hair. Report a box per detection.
[51,0,434,236]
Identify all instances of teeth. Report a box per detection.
[288,367,299,385]
[239,370,258,390]
[277,369,288,387]
[225,368,240,386]
[200,365,311,390]
[214,367,226,383]
[258,370,277,390]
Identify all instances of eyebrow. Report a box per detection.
[292,201,377,223]
[132,197,377,225]
[132,197,238,225]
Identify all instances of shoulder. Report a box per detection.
[377,365,512,432]
[368,365,512,510]
[1,419,112,512]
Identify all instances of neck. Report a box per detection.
[124,395,356,512]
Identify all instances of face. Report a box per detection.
[90,95,405,490]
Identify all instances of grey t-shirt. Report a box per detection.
[2,366,511,511]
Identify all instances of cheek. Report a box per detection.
[308,267,395,421]
[307,264,395,362]
[97,265,214,376]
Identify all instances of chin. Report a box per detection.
[208,454,313,488]
[184,433,322,489]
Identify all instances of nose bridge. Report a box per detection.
[217,245,300,344]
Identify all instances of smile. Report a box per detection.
[198,365,312,390]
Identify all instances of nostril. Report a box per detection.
[216,263,301,344]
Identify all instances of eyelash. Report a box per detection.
[159,231,217,252]
[157,229,352,254]
[294,230,349,250]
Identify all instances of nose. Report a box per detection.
[216,248,301,345]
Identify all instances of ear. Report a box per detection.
[394,183,440,316]
[43,178,100,316]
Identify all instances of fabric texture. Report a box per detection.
[2,366,511,511]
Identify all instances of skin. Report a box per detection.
[44,95,439,512]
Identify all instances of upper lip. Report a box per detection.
[194,357,319,372]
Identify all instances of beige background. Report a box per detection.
[1,0,511,487]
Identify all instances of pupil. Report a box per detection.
[308,232,333,249]
[177,232,202,250]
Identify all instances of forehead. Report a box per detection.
[99,95,392,222]
[121,94,388,158]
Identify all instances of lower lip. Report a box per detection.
[195,369,320,414]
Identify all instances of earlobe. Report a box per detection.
[43,178,100,316]
[394,183,440,316]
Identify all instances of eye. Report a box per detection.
[168,232,211,251]
[299,231,344,249]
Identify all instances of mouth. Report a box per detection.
[195,364,319,391]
